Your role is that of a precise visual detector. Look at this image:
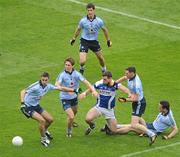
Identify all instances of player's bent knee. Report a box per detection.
[39,119,46,125]
[68,115,75,121]
[85,117,92,123]
[131,123,139,129]
[47,117,54,124]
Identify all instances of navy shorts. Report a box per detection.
[21,104,44,118]
[132,97,146,117]
[79,38,101,53]
[146,123,161,135]
[61,98,78,111]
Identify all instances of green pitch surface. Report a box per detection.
[0,0,180,157]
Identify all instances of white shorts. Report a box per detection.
[95,106,116,119]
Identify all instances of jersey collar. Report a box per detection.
[161,110,169,116]
[87,15,96,22]
[39,80,47,89]
[129,74,136,81]
[64,68,74,75]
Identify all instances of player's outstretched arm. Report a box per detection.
[162,126,178,140]
[70,26,81,45]
[20,89,26,104]
[118,85,138,102]
[102,26,112,47]
[83,80,98,97]
[116,76,127,83]
[78,89,90,100]
[55,81,80,93]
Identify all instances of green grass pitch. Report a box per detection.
[0,0,180,157]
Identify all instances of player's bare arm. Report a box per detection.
[20,89,26,103]
[116,76,127,83]
[163,126,178,140]
[101,26,112,47]
[118,85,131,97]
[83,80,98,97]
[55,81,79,93]
[70,26,81,45]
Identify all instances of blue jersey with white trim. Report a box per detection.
[56,69,85,100]
[127,74,144,101]
[94,80,121,109]
[24,81,57,107]
[79,16,104,40]
[153,110,176,132]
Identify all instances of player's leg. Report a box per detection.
[79,38,89,75]
[131,100,157,145]
[95,50,106,73]
[139,117,146,126]
[106,118,118,133]
[32,112,46,137]
[65,108,75,137]
[31,112,50,146]
[90,40,106,73]
[79,52,87,75]
[41,110,54,140]
[61,99,75,137]
[85,106,101,135]
[106,120,133,134]
[116,124,137,134]
[71,105,78,127]
[131,116,157,145]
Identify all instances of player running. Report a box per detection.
[70,3,112,75]
[55,57,98,137]
[20,72,77,147]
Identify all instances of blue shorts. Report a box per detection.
[61,98,78,111]
[21,104,44,118]
[146,123,161,135]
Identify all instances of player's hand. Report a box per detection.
[74,88,82,94]
[20,102,26,109]
[70,38,76,45]
[162,135,169,140]
[118,97,127,102]
[78,92,86,99]
[92,91,99,97]
[107,40,112,47]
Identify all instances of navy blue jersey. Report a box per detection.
[94,80,121,109]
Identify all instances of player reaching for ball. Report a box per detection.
[20,72,78,147]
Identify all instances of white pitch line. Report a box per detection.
[66,0,180,30]
[120,142,180,157]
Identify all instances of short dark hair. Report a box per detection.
[41,72,49,78]
[102,71,112,78]
[160,100,170,111]
[86,3,95,10]
[126,66,136,73]
[64,57,75,66]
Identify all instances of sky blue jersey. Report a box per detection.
[153,110,177,132]
[79,16,104,41]
[94,80,121,109]
[56,69,85,100]
[127,74,144,101]
[24,81,57,107]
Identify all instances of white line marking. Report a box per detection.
[67,0,180,30]
[120,142,180,157]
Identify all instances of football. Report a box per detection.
[12,136,23,146]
